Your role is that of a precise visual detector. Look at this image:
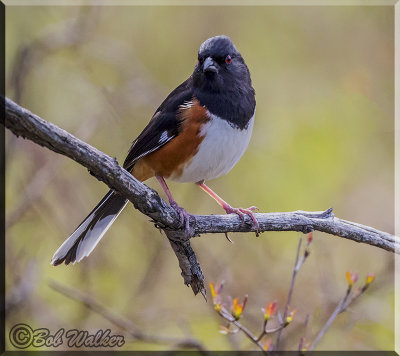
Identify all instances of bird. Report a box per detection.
[51,35,257,266]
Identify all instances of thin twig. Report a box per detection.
[308,280,372,351]
[275,237,304,348]
[256,320,286,342]
[256,320,268,342]
[214,295,288,353]
[210,247,373,352]
[308,290,350,351]
[218,307,267,353]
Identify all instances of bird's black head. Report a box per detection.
[193,35,253,94]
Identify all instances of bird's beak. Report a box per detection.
[203,57,218,73]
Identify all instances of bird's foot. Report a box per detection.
[170,201,194,237]
[223,204,260,232]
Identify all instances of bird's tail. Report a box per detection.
[51,190,128,266]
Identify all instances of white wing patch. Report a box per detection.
[130,132,174,163]
[179,100,195,110]
[159,130,169,144]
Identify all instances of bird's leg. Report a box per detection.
[156,175,193,235]
[196,181,259,231]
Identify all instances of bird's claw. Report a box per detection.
[170,201,194,237]
[224,205,260,232]
[224,232,234,243]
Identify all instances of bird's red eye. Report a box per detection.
[225,55,232,64]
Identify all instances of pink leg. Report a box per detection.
[197,182,259,231]
[156,175,192,234]
[156,175,176,205]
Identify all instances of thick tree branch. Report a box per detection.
[3,97,399,296]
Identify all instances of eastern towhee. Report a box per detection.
[52,35,257,266]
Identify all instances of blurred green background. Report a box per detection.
[5,5,394,351]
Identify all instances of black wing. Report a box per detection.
[123,76,194,171]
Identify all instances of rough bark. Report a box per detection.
[3,97,399,296]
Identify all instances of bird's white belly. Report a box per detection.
[170,111,255,183]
